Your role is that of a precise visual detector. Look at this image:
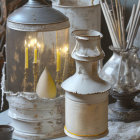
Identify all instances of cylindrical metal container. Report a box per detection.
[62,30,110,139]
[64,92,108,139]
[6,92,65,140]
[53,0,101,52]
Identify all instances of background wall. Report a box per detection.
[102,0,139,63]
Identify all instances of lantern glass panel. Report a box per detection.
[6,27,71,96]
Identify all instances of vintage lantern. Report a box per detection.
[62,30,110,139]
[5,0,70,139]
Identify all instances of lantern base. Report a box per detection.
[6,92,65,140]
[109,103,140,122]
[64,127,108,140]
[14,129,65,140]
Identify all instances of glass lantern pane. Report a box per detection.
[6,27,73,97]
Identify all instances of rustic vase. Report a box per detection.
[62,30,110,140]
[100,46,140,122]
[6,92,65,140]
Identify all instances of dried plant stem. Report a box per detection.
[100,0,140,51]
[105,1,116,33]
[126,4,136,42]
[126,4,136,32]
[127,0,140,49]
[111,0,117,30]
[115,0,122,45]
[100,0,120,48]
[119,6,126,49]
[121,10,126,48]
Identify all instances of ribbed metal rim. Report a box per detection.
[7,20,70,32]
[7,0,70,31]
[52,2,100,8]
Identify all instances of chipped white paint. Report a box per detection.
[62,30,110,140]
[6,92,65,140]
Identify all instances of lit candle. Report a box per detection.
[34,47,38,63]
[25,40,29,69]
[33,39,38,63]
[56,49,61,72]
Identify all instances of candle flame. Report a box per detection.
[63,45,68,53]
[30,39,35,46]
[57,48,61,51]
[37,43,41,48]
[28,44,31,48]
[34,39,37,44]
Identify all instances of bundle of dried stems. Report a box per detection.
[100,0,140,50]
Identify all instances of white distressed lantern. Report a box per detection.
[5,0,70,139]
[62,30,110,139]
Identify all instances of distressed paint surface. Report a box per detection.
[65,95,108,135]
[6,92,65,140]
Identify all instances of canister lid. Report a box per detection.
[7,0,70,31]
[61,73,110,95]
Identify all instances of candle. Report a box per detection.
[34,47,38,63]
[56,49,61,72]
[25,40,28,69]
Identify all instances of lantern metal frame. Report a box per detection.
[7,0,70,32]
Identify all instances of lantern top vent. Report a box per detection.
[7,0,70,32]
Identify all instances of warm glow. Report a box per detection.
[28,44,31,48]
[37,43,41,48]
[30,39,35,46]
[25,38,41,49]
[63,45,68,53]
[57,48,61,51]
[29,38,38,47]
[34,39,37,44]
[25,40,27,46]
